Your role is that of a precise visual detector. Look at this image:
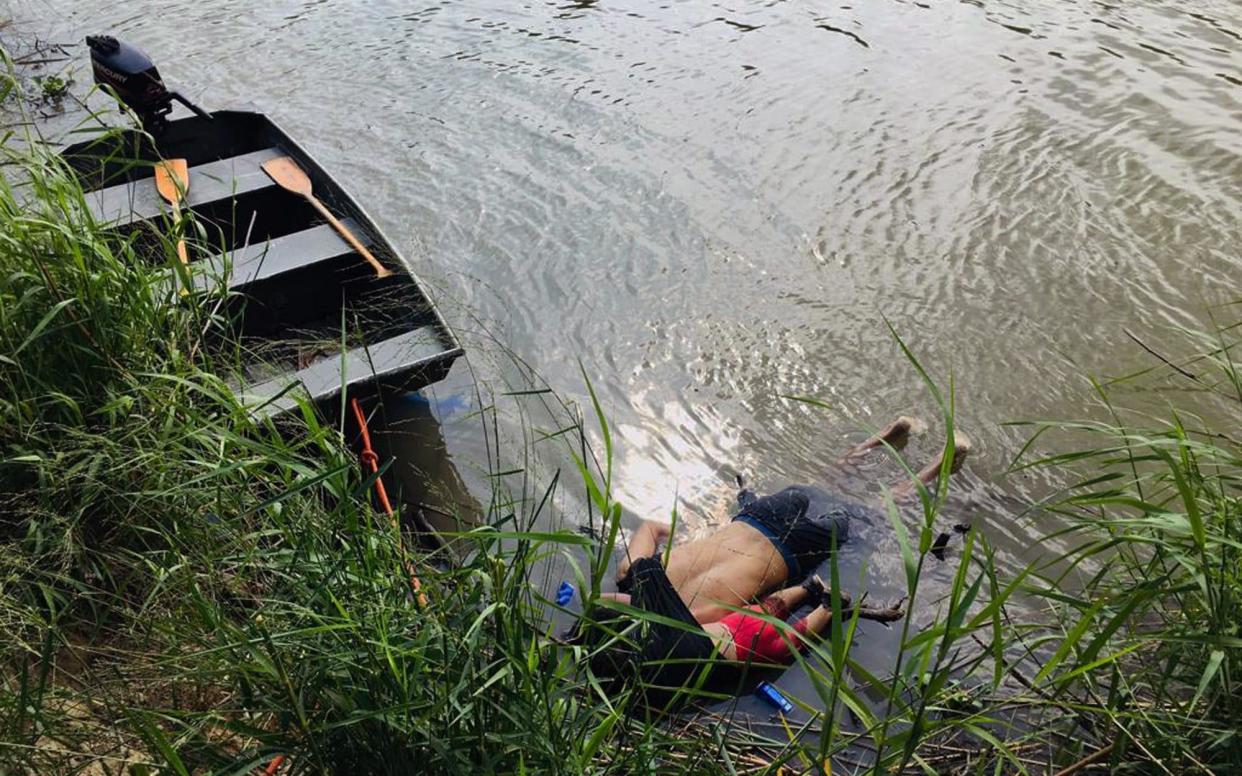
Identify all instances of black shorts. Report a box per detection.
[732,485,870,580]
[609,556,718,691]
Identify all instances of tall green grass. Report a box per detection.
[3,51,1239,773]
[0,74,739,774]
[762,337,1048,774]
[1010,315,1242,773]
[0,67,376,771]
[730,321,1242,774]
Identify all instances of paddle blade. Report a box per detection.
[154,158,189,204]
[261,156,313,197]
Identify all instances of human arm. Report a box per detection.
[615,520,671,584]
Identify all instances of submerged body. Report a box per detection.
[661,522,788,622]
[651,485,859,623]
[586,418,969,701]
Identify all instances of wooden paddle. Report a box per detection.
[154,158,190,264]
[261,156,392,278]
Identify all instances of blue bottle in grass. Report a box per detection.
[755,681,794,714]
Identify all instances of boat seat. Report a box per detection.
[86,147,284,226]
[60,110,463,419]
[238,326,450,417]
[191,220,370,293]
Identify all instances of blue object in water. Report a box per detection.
[555,581,575,606]
[404,389,471,420]
[755,681,794,714]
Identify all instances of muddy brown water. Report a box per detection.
[14,0,1241,730]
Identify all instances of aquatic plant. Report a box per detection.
[1,50,1238,774]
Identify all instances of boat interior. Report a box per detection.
[62,111,461,415]
[61,109,469,551]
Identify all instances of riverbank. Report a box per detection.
[3,50,1241,775]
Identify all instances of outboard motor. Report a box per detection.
[86,35,211,133]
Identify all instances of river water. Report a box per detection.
[11,0,1241,724]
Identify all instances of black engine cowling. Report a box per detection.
[86,35,174,131]
[86,35,211,133]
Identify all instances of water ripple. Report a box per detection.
[22,0,1242,592]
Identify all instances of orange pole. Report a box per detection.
[252,400,427,776]
[350,397,427,607]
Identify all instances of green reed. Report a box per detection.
[0,79,734,774]
[718,317,1242,774]
[1008,313,1242,773]
[3,50,1238,773]
[763,336,1042,774]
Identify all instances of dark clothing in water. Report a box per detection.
[733,484,870,580]
[616,556,718,683]
[582,556,717,707]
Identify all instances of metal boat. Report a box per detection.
[61,36,462,416]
